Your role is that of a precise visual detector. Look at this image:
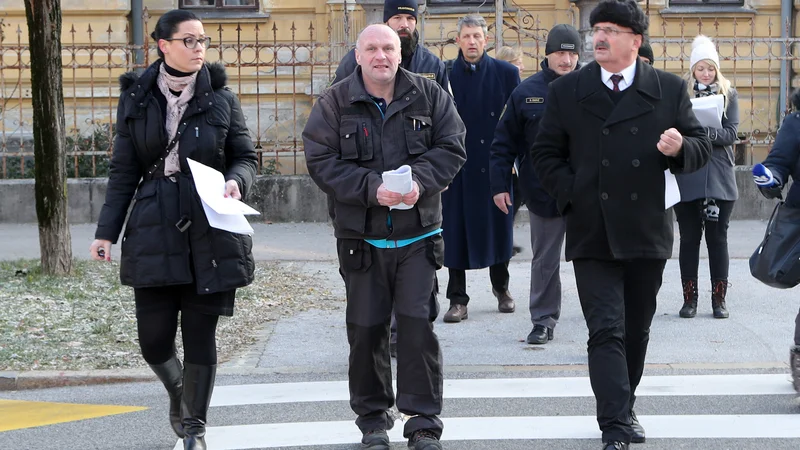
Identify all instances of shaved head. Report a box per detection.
[356,24,401,53]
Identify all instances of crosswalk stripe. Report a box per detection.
[172,414,800,450]
[209,374,794,407]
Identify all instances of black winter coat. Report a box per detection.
[95,60,258,294]
[531,60,712,261]
[762,91,800,208]
[303,67,466,240]
[490,59,569,218]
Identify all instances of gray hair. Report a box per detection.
[457,15,488,37]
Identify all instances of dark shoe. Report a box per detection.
[182,363,216,450]
[149,354,184,438]
[361,429,390,449]
[443,304,468,323]
[679,278,698,318]
[492,288,516,313]
[389,342,397,359]
[630,410,645,443]
[602,442,629,450]
[791,346,800,394]
[408,429,442,450]
[712,279,730,319]
[526,325,553,345]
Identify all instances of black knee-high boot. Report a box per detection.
[182,363,216,450]
[149,354,184,438]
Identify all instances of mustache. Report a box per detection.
[396,27,411,35]
[595,41,609,50]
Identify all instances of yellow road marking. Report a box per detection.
[0,399,147,432]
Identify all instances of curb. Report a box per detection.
[0,369,155,391]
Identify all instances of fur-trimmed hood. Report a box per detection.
[119,60,227,92]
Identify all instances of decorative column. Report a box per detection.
[570,0,601,64]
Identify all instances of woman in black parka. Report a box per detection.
[89,10,256,450]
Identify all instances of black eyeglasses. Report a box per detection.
[163,36,212,49]
[589,26,636,37]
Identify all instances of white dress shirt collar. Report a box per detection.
[600,60,637,91]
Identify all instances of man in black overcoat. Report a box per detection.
[530,1,712,448]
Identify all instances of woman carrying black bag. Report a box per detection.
[89,9,257,450]
[754,89,800,394]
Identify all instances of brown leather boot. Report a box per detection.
[492,288,516,313]
[711,279,730,319]
[791,346,800,394]
[679,279,698,318]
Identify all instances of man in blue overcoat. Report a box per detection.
[442,14,521,323]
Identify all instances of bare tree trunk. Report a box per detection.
[24,0,72,275]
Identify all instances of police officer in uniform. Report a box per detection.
[490,24,581,345]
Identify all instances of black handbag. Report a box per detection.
[750,201,800,288]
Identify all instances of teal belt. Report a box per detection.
[364,228,442,249]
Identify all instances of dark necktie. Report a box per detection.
[610,74,623,92]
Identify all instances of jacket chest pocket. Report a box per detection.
[339,119,373,161]
[405,114,432,155]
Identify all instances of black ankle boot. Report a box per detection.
[182,363,216,450]
[149,354,184,438]
[679,279,698,318]
[711,279,729,319]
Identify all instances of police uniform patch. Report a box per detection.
[525,97,544,104]
[561,43,576,50]
[420,73,436,80]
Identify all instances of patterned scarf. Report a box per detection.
[695,79,722,220]
[156,62,198,176]
[693,80,719,98]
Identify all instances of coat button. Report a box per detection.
[491,112,495,116]
[481,168,486,173]
[481,139,485,144]
[630,127,638,134]
[602,159,609,167]
[601,192,608,200]
[412,90,417,94]
[631,193,638,200]
[351,96,355,100]
[632,159,640,167]
[602,128,609,135]
[405,97,410,101]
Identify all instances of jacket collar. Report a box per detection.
[121,60,222,119]
[347,66,415,105]
[576,59,661,127]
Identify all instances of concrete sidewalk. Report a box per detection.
[0,219,785,391]
[0,219,769,263]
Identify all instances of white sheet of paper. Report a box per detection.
[187,158,260,235]
[664,169,681,209]
[382,165,414,210]
[690,95,724,129]
[200,199,255,235]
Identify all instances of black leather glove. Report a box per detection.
[758,184,783,200]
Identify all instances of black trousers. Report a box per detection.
[134,284,226,366]
[573,258,666,444]
[337,236,444,439]
[674,199,735,281]
[446,263,510,306]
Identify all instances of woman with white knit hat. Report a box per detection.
[675,35,739,319]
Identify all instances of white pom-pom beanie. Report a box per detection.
[690,35,719,70]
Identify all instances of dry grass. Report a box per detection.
[0,259,340,371]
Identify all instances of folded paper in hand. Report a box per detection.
[187,158,260,235]
[382,165,414,210]
[690,94,724,129]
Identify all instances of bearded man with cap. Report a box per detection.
[530,0,711,448]
[489,24,580,346]
[331,0,448,92]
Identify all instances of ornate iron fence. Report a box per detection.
[0,8,797,178]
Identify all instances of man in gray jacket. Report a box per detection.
[303,24,466,450]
